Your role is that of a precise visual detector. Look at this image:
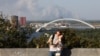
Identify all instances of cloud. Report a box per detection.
[16,0,73,20]
[41,6,73,20]
[0,0,73,20]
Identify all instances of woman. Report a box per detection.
[47,30,63,56]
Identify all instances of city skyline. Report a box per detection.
[0,0,100,21]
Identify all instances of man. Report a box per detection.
[47,30,63,56]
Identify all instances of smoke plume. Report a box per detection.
[16,0,73,20]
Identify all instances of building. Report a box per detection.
[10,15,19,28]
[20,17,26,27]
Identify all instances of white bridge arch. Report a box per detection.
[36,18,95,32]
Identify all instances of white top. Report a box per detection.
[49,35,62,51]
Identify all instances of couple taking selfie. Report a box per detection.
[47,30,65,56]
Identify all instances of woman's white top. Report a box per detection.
[49,35,62,51]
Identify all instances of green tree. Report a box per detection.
[29,34,48,48]
[0,16,27,48]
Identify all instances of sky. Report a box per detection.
[0,0,100,21]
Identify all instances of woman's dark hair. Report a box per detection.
[56,30,63,35]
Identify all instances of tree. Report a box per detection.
[0,15,27,48]
[28,34,48,48]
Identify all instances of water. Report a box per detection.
[27,32,44,43]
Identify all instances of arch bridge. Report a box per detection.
[36,18,95,32]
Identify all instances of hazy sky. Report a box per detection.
[0,0,100,20]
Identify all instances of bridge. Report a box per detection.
[36,18,95,32]
[27,18,95,43]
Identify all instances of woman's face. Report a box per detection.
[56,31,61,35]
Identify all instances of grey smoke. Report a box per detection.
[16,0,73,20]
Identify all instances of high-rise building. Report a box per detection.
[20,17,26,27]
[10,15,19,28]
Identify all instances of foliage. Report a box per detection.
[28,34,48,48]
[28,28,100,48]
[0,18,27,48]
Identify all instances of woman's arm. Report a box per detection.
[47,35,52,44]
[55,35,63,44]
